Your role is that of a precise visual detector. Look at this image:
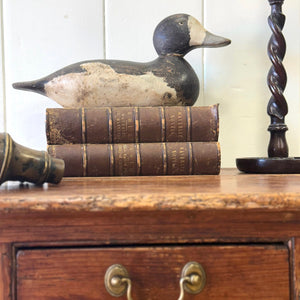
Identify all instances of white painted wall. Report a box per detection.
[3,0,104,149]
[0,1,5,133]
[0,0,299,168]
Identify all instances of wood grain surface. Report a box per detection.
[16,245,289,300]
[0,169,299,299]
[1,169,300,212]
[294,238,300,299]
[0,244,11,300]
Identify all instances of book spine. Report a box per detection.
[48,142,220,176]
[46,105,219,144]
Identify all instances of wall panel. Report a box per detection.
[0,0,5,132]
[283,0,300,160]
[3,0,104,149]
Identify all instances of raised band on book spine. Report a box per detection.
[46,105,219,145]
[47,142,220,177]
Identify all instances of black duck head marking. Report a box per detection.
[153,14,231,56]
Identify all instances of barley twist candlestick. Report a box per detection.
[267,0,288,157]
[236,0,300,173]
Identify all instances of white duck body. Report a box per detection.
[45,62,178,107]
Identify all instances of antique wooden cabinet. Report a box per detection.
[0,169,300,299]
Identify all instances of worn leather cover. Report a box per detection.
[48,142,220,176]
[46,105,219,145]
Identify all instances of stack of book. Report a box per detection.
[46,105,220,176]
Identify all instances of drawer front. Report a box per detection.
[16,245,290,299]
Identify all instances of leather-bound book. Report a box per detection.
[48,142,220,176]
[46,105,219,145]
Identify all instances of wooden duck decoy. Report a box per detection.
[13,14,230,107]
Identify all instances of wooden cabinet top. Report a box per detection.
[0,169,300,213]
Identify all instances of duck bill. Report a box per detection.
[202,31,231,48]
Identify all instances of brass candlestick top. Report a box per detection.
[0,133,64,185]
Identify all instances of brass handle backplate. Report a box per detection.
[104,264,133,300]
[178,261,206,300]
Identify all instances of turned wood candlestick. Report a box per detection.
[267,0,288,158]
[236,0,300,173]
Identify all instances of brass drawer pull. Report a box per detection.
[104,264,133,300]
[178,262,206,300]
[105,261,206,300]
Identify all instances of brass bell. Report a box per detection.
[0,132,64,185]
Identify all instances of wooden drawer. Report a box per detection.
[16,244,290,299]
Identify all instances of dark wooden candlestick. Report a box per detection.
[236,0,300,173]
[267,0,288,157]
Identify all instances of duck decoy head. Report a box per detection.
[153,14,231,56]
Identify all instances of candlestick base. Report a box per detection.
[236,157,300,174]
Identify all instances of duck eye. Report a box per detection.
[179,21,184,25]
